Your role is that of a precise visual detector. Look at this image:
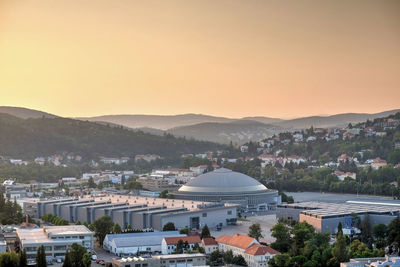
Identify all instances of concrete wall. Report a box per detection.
[157,207,237,231]
[276,207,303,221]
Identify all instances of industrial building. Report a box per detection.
[24,194,238,231]
[17,225,94,260]
[112,253,207,267]
[173,168,279,212]
[277,201,400,234]
[103,231,185,256]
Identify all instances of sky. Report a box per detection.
[0,0,399,119]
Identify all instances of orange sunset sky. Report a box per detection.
[0,0,399,118]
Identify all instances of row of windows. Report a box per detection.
[50,235,85,240]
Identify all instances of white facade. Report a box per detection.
[103,231,185,256]
[17,225,94,260]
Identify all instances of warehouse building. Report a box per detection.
[277,201,400,234]
[25,194,238,231]
[173,168,279,212]
[103,231,185,256]
[112,253,206,267]
[17,225,93,260]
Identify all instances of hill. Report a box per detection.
[0,106,58,119]
[276,109,400,129]
[76,114,235,130]
[168,120,284,144]
[0,113,223,159]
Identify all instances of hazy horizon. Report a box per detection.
[1,0,399,118]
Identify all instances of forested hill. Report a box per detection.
[0,113,223,159]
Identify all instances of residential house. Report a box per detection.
[161,236,201,254]
[216,234,279,267]
[201,237,218,254]
[337,154,352,163]
[334,171,356,181]
[371,158,387,170]
[190,165,208,175]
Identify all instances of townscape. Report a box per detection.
[0,108,399,267]
[1,1,400,266]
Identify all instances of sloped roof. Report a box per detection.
[106,231,184,248]
[164,236,201,245]
[244,244,279,256]
[202,237,217,246]
[215,234,256,250]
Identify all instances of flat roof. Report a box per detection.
[280,201,400,218]
[45,225,93,235]
[17,225,93,245]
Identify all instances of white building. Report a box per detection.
[17,225,94,260]
[103,231,185,256]
[113,253,207,267]
[161,236,201,254]
[201,237,218,254]
[216,234,279,267]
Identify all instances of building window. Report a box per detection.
[202,213,207,217]
[227,210,232,215]
[79,236,84,239]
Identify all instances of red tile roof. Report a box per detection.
[202,237,217,245]
[244,244,280,256]
[216,234,256,250]
[164,236,201,245]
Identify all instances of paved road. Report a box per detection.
[210,214,278,244]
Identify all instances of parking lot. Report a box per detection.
[210,214,278,244]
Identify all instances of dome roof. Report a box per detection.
[178,168,268,194]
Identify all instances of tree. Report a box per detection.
[290,222,314,255]
[69,243,87,267]
[88,177,96,188]
[387,217,400,245]
[0,252,20,267]
[209,249,223,265]
[92,216,114,245]
[271,222,291,253]
[75,220,82,225]
[223,250,233,264]
[174,239,184,254]
[62,251,72,267]
[200,225,211,239]
[248,223,263,241]
[112,223,122,234]
[232,255,247,266]
[179,226,190,235]
[372,224,387,240]
[337,222,343,236]
[163,222,176,231]
[19,249,27,267]
[359,214,372,247]
[36,245,47,267]
[332,233,349,263]
[268,253,291,267]
[159,190,169,198]
[82,253,92,267]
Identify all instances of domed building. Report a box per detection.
[173,168,279,212]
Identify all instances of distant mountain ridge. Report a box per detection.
[275,109,400,129]
[0,106,58,119]
[0,113,222,159]
[167,120,284,144]
[77,113,235,130]
[1,106,400,144]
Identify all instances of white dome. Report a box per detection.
[178,168,268,194]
